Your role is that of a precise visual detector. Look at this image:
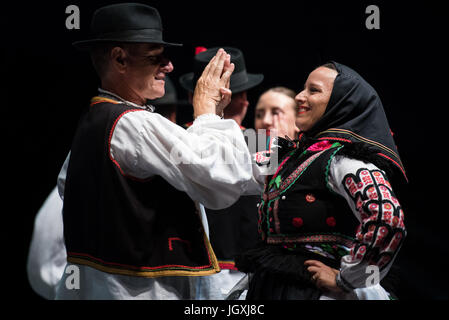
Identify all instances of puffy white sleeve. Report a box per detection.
[27,187,67,300]
[57,151,71,200]
[327,155,406,290]
[109,111,253,209]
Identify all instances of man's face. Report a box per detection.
[224,91,249,117]
[123,43,174,100]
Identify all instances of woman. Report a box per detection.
[254,86,299,140]
[236,62,407,300]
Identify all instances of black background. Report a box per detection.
[2,0,447,303]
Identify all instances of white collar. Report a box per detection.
[98,88,155,112]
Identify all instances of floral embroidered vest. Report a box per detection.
[258,140,359,261]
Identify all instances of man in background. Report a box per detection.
[179,47,263,299]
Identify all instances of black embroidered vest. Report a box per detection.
[62,100,219,277]
[258,142,359,260]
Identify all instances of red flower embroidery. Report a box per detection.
[305,194,316,203]
[292,217,304,228]
[326,217,336,227]
[392,216,399,226]
[307,140,333,152]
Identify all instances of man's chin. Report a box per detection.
[146,93,164,100]
[147,88,165,100]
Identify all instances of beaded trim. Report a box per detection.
[267,233,356,248]
[316,128,407,181]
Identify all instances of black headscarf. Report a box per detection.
[302,61,407,184]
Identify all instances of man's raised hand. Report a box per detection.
[193,49,235,118]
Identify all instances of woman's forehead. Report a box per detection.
[256,91,295,109]
[307,67,338,86]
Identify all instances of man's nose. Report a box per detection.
[161,60,174,73]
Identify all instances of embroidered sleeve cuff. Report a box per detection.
[336,272,354,293]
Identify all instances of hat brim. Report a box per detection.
[73,38,182,50]
[179,73,264,93]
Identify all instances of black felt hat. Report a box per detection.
[179,47,263,93]
[73,3,182,50]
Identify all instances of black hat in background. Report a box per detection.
[179,47,264,93]
[73,3,182,50]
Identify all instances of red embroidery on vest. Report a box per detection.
[168,237,192,252]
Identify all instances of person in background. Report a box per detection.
[27,187,66,300]
[254,86,299,141]
[179,47,263,299]
[223,86,300,299]
[179,46,263,130]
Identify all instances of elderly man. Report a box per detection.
[27,76,187,300]
[55,3,252,299]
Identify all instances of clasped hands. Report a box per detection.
[192,48,234,119]
[305,260,343,293]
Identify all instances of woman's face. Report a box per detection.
[255,91,298,139]
[295,67,338,132]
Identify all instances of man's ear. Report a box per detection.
[110,47,127,73]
